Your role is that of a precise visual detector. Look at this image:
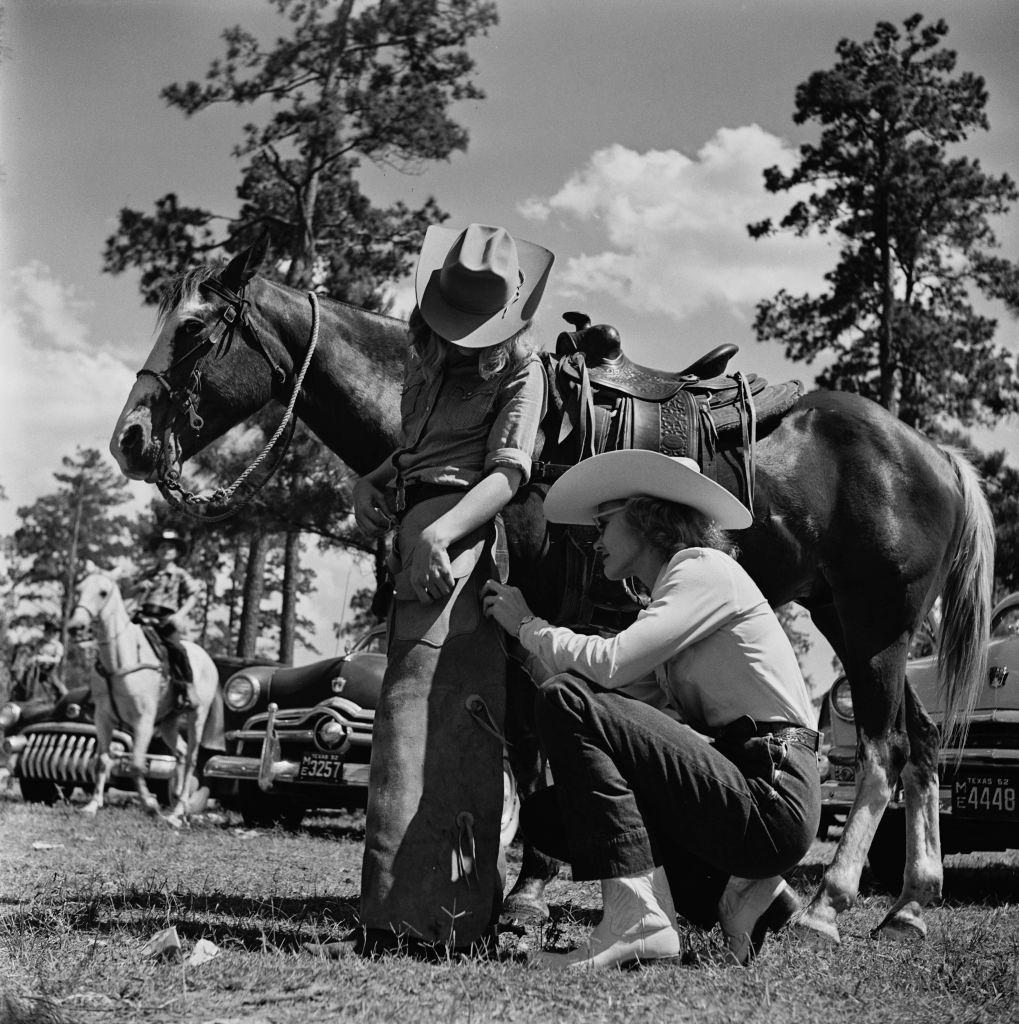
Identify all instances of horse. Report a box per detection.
[68,571,222,826]
[110,242,994,944]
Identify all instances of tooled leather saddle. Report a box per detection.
[533,312,803,626]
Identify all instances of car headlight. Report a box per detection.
[831,677,854,721]
[224,674,261,712]
[65,703,82,721]
[0,703,20,730]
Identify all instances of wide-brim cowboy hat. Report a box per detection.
[415,223,555,349]
[543,450,753,529]
[152,529,189,555]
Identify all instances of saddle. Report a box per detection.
[533,313,803,627]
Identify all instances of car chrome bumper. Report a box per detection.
[12,723,177,783]
[206,704,371,790]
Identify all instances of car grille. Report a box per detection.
[232,701,373,761]
[954,722,1019,751]
[16,724,133,783]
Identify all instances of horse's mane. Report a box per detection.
[157,264,222,328]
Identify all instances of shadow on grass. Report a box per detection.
[6,892,362,953]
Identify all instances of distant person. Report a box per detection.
[15,621,66,702]
[131,529,200,711]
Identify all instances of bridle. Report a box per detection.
[136,277,321,522]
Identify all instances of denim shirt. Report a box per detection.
[392,347,547,488]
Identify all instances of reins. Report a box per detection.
[138,284,321,522]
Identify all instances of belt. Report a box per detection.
[761,722,821,753]
[715,716,821,754]
[141,604,175,618]
[392,482,468,517]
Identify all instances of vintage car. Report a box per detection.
[1,685,178,805]
[203,624,386,828]
[0,653,257,807]
[204,623,520,844]
[820,592,1019,888]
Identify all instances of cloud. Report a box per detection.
[519,126,836,321]
[0,262,151,529]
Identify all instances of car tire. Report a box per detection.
[18,777,63,805]
[867,809,907,892]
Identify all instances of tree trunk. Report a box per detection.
[279,529,301,664]
[237,530,271,659]
[60,476,86,660]
[226,536,246,648]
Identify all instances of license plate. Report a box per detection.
[952,770,1019,820]
[298,752,345,783]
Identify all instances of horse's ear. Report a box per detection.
[219,234,269,292]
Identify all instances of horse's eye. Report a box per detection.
[181,319,205,337]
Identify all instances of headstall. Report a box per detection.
[136,279,320,522]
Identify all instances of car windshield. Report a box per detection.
[350,628,386,654]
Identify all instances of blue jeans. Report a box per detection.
[522,673,821,930]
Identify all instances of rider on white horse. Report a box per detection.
[129,530,199,711]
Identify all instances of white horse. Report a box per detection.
[68,571,222,826]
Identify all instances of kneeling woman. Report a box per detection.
[483,450,820,969]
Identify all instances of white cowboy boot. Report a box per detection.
[539,865,682,969]
[717,875,799,964]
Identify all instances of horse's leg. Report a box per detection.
[81,712,115,816]
[129,709,162,816]
[799,630,911,944]
[162,711,202,828]
[872,677,942,940]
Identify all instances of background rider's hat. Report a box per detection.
[153,528,188,556]
[543,450,753,530]
[415,223,555,349]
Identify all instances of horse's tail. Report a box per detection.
[936,446,995,745]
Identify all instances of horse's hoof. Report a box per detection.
[873,902,927,942]
[793,907,841,946]
[142,800,161,816]
[79,804,99,817]
[501,884,550,925]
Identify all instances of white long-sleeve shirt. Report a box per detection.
[518,547,815,732]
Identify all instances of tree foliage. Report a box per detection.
[749,13,1019,429]
[102,0,497,304]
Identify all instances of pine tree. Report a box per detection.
[749,13,1019,429]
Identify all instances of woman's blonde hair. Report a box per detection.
[622,496,739,559]
[408,307,540,381]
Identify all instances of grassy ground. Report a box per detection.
[0,785,1016,1024]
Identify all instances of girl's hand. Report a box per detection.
[353,478,394,536]
[409,526,455,603]
[481,580,534,635]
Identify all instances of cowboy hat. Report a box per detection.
[152,529,188,555]
[543,450,753,529]
[415,223,555,349]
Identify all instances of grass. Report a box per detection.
[0,784,1016,1024]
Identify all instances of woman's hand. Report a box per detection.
[409,525,455,603]
[482,580,534,636]
[353,477,394,536]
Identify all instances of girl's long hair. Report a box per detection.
[408,307,540,381]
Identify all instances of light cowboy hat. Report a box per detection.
[415,223,555,349]
[543,450,754,529]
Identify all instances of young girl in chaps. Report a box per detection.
[352,223,554,951]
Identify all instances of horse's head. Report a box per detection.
[68,571,122,639]
[111,238,284,482]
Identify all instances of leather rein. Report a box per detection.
[136,278,321,522]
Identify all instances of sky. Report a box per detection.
[2,0,1017,674]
